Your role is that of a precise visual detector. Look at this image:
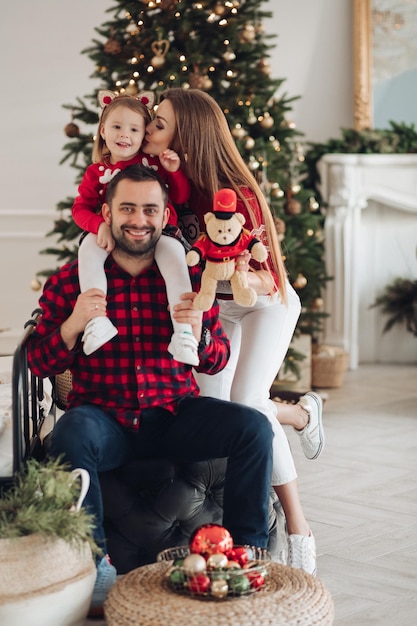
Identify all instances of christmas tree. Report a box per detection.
[42,0,329,376]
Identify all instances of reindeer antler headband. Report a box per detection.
[97,89,155,111]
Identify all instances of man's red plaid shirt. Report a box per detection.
[27,256,230,430]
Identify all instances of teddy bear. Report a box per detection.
[186,188,268,311]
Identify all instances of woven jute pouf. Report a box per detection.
[104,561,334,626]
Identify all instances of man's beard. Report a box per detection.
[112,223,161,258]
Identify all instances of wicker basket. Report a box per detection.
[312,345,349,389]
[55,370,73,408]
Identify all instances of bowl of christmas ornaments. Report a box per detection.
[157,523,271,600]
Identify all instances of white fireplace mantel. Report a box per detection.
[317,153,417,369]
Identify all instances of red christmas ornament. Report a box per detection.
[189,524,233,558]
[225,546,249,567]
[188,574,211,595]
[245,570,265,589]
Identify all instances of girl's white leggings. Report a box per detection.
[194,283,301,486]
[78,232,192,334]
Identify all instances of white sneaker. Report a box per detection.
[296,391,325,460]
[287,532,317,575]
[168,331,199,366]
[82,316,118,355]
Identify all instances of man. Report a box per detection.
[27,165,273,615]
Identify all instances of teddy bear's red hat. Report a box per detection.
[213,188,237,220]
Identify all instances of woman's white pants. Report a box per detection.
[194,283,301,485]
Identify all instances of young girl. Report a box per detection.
[144,88,325,575]
[72,91,198,366]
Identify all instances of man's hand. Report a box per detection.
[60,289,107,350]
[171,292,204,342]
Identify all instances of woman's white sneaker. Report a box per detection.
[296,391,325,460]
[287,532,317,576]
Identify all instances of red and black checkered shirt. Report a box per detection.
[27,256,230,430]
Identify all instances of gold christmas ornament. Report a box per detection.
[293,273,307,289]
[30,278,42,291]
[260,113,274,129]
[202,75,213,90]
[64,122,80,138]
[126,23,139,36]
[231,124,246,139]
[258,58,271,75]
[245,137,255,150]
[247,109,257,125]
[248,156,260,170]
[311,297,324,310]
[211,579,229,598]
[271,183,284,198]
[222,50,236,62]
[240,23,256,43]
[124,81,138,95]
[213,2,226,15]
[309,197,320,211]
[206,553,228,569]
[151,39,170,68]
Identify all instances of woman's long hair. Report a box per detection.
[160,88,288,302]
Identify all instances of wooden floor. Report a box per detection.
[289,363,417,625]
[86,363,417,625]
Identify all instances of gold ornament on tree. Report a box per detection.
[231,124,246,139]
[213,2,226,15]
[30,277,42,291]
[293,273,307,289]
[126,23,139,36]
[223,49,236,62]
[258,58,271,76]
[124,81,139,95]
[239,23,256,43]
[309,197,320,211]
[311,297,324,310]
[260,112,274,129]
[151,39,170,68]
[270,182,284,198]
[245,136,255,150]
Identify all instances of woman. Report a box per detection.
[143,88,325,574]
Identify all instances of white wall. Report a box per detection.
[0,0,353,344]
[265,0,353,142]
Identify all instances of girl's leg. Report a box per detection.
[155,234,198,366]
[78,233,118,355]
